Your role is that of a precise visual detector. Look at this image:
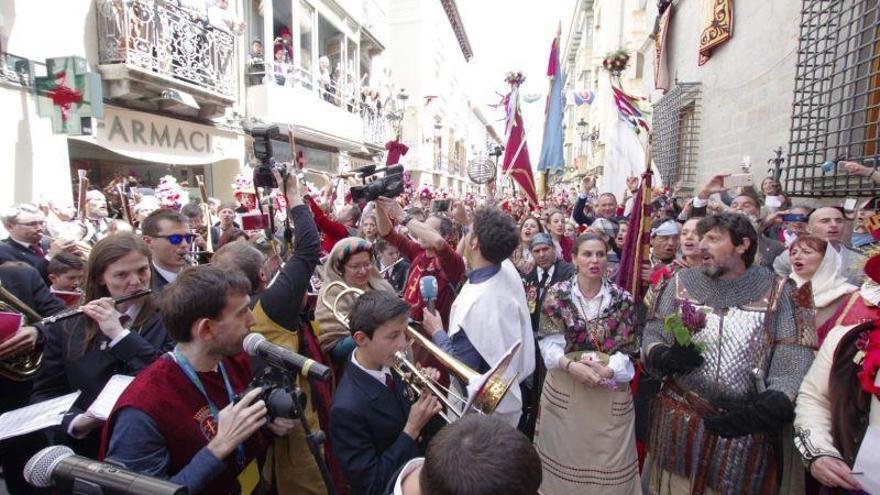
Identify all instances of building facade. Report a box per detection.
[561,0,652,200]
[638,0,802,195]
[1,0,400,206]
[387,0,472,196]
[0,0,251,204]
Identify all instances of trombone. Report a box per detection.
[320,281,519,423]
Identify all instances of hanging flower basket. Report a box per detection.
[602,49,630,76]
[505,71,526,86]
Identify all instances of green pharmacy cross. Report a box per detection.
[35,56,103,134]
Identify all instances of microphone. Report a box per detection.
[24,446,185,495]
[243,333,331,382]
[419,275,438,314]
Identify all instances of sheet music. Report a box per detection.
[0,391,80,442]
[853,426,880,494]
[86,374,135,421]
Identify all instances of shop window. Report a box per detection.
[786,0,880,197]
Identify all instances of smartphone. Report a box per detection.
[782,214,808,223]
[843,198,858,212]
[241,212,269,230]
[725,174,754,188]
[431,199,450,213]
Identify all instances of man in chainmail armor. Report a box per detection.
[642,213,815,494]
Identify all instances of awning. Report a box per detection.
[69,105,246,166]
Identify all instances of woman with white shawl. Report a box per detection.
[788,235,858,337]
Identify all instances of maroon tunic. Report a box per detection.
[100,353,268,494]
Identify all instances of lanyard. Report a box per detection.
[173,347,246,467]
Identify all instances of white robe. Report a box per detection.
[448,259,536,426]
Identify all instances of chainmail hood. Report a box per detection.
[677,265,775,308]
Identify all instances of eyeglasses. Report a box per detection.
[344,262,373,272]
[153,234,195,245]
[14,220,46,228]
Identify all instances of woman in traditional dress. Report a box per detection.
[315,237,395,365]
[534,233,640,494]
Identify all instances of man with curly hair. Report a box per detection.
[423,207,535,427]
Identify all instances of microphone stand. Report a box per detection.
[286,379,338,495]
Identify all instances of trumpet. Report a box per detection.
[320,281,518,423]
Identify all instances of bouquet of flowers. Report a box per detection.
[505,71,526,86]
[664,299,707,348]
[155,175,189,210]
[602,49,630,76]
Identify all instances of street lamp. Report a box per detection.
[489,144,505,192]
[386,88,408,138]
[434,117,443,171]
[577,118,588,140]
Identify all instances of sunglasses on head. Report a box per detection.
[154,233,195,245]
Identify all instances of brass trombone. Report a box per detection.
[320,281,519,423]
[0,280,44,381]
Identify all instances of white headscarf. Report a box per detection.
[790,243,858,308]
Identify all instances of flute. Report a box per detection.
[379,257,404,275]
[40,289,153,325]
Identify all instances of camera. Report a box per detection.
[249,125,287,189]
[350,164,405,204]
[235,366,305,420]
[431,199,450,213]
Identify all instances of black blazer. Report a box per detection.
[0,262,66,319]
[0,237,51,284]
[384,259,411,294]
[31,306,174,457]
[149,264,172,295]
[330,361,421,495]
[0,262,67,412]
[523,259,576,333]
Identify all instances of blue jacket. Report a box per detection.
[330,360,421,495]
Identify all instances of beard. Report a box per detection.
[701,262,729,279]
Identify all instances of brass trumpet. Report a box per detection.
[320,281,518,423]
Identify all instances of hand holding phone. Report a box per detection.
[724,174,754,188]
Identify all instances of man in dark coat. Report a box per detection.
[519,233,575,437]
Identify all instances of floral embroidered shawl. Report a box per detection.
[538,276,638,355]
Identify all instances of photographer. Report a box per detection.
[213,172,333,495]
[102,265,295,495]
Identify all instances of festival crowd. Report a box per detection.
[0,158,879,495]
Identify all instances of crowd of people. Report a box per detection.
[0,158,879,495]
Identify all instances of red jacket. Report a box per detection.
[306,196,351,253]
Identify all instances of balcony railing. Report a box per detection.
[247,59,390,146]
[97,0,235,98]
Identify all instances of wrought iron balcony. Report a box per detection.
[96,0,236,117]
[246,59,390,147]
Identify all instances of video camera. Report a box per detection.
[350,164,405,204]
[235,366,305,420]
[249,125,287,189]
